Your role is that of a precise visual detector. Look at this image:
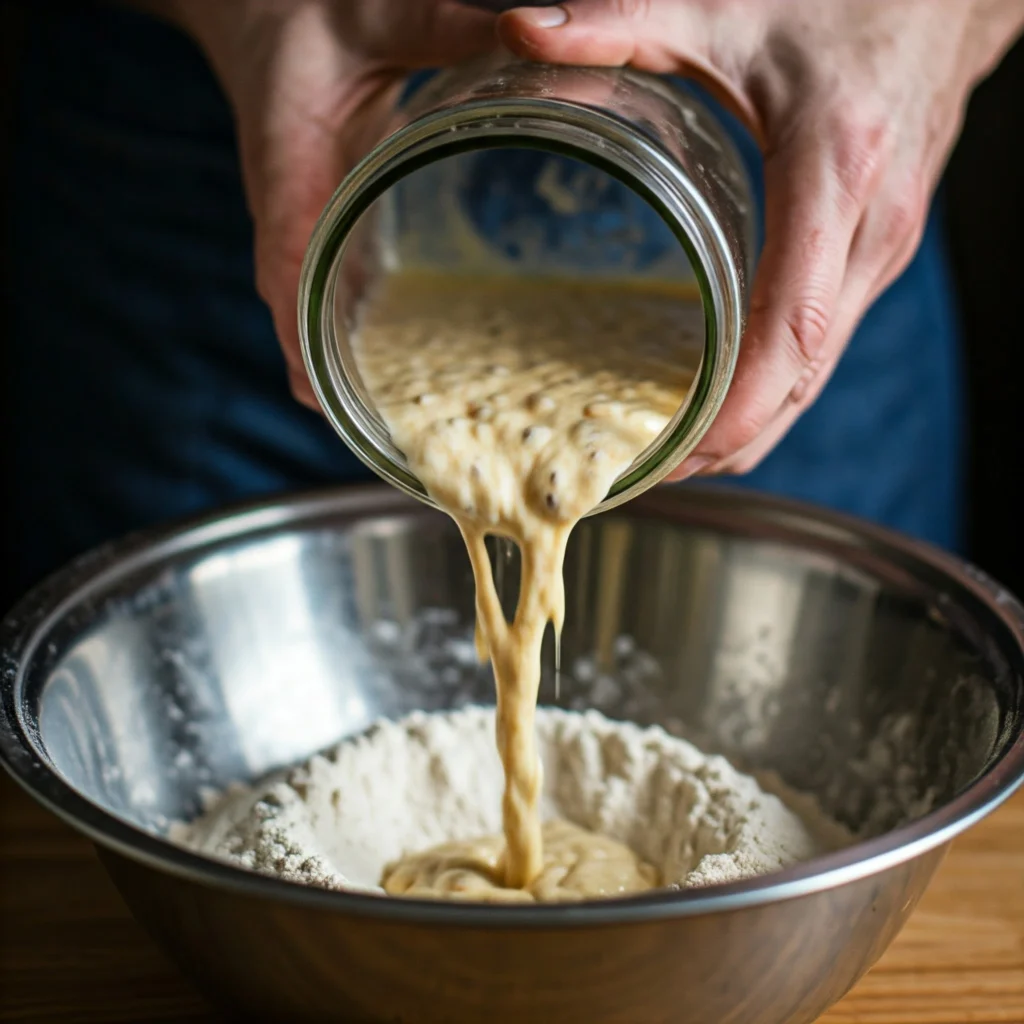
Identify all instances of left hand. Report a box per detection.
[165,0,499,406]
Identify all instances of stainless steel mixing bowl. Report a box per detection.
[2,485,1023,1024]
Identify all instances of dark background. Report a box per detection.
[1,6,19,615]
[1,4,1023,611]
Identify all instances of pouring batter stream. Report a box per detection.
[353,270,701,900]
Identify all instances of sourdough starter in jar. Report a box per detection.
[353,270,702,899]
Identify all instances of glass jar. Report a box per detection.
[298,53,755,513]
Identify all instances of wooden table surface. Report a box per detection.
[1,772,1022,1024]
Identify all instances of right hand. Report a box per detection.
[499,0,1024,478]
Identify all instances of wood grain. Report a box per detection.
[1,772,1021,1023]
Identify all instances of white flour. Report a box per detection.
[173,707,850,895]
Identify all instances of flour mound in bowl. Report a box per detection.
[172,707,849,898]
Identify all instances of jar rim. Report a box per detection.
[298,92,744,515]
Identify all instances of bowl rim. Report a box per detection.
[2,483,1023,927]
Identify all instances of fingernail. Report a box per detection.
[676,455,716,479]
[512,5,568,28]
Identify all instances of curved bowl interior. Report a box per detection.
[4,485,1024,1023]
[5,485,1022,851]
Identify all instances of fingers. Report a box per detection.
[671,121,864,478]
[713,139,938,475]
[502,2,856,479]
[846,170,930,314]
[497,2,764,141]
[674,152,931,480]
[698,272,871,476]
[239,0,499,415]
[499,0,695,69]
[498,1,950,484]
[251,75,398,412]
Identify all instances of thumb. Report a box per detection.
[497,2,763,143]
[499,0,701,68]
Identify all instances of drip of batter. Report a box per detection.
[353,270,700,899]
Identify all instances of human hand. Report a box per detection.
[500,0,1024,476]
[167,0,498,405]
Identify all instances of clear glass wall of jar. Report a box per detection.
[299,53,755,514]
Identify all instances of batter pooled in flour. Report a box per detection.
[352,271,702,895]
[173,707,852,902]
[381,819,658,903]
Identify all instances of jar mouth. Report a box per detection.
[299,97,744,515]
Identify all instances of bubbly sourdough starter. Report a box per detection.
[353,271,701,899]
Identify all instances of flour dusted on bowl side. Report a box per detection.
[172,707,850,901]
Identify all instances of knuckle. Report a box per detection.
[781,293,831,365]
[880,178,927,254]
[721,407,767,457]
[829,104,892,209]
[787,358,823,405]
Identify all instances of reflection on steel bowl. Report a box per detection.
[2,485,1023,1023]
